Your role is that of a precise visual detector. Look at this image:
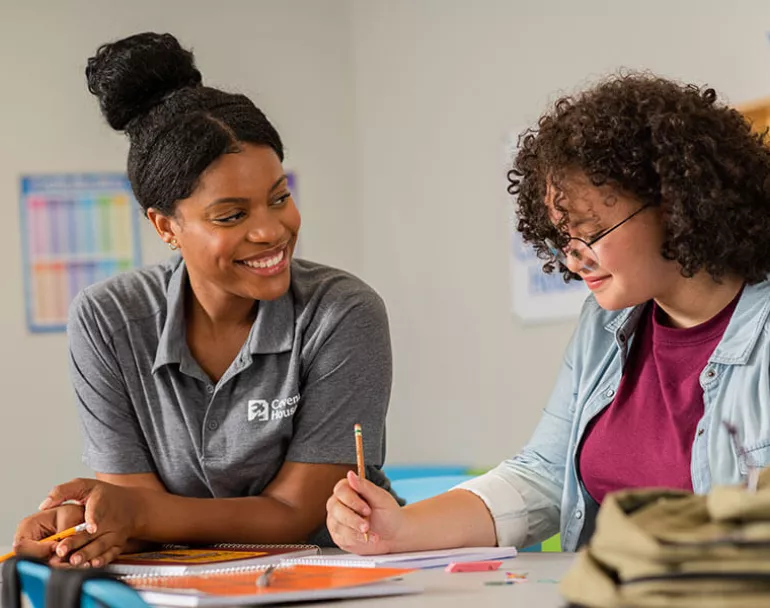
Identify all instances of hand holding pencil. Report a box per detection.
[2,522,90,564]
[12,479,139,568]
[325,424,404,554]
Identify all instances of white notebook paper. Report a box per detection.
[281,546,517,569]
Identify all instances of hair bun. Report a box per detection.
[86,32,202,131]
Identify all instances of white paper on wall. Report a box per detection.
[505,129,588,324]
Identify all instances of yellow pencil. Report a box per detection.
[0,523,89,563]
[354,423,369,543]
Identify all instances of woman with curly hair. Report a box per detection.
[327,73,770,553]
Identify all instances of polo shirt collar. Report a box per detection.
[152,257,187,373]
[152,259,295,373]
[247,289,295,355]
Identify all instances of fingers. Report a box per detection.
[326,503,381,554]
[72,538,123,568]
[39,478,97,511]
[53,530,93,558]
[55,504,86,531]
[82,486,111,535]
[327,481,381,553]
[327,494,369,535]
[332,476,371,517]
[347,471,394,509]
[12,538,56,560]
[49,532,121,568]
[13,512,55,546]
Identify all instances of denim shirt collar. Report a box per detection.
[605,277,770,367]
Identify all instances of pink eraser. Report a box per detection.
[445,560,503,573]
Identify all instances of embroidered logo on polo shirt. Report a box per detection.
[247,400,270,422]
[247,394,300,422]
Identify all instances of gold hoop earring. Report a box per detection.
[168,239,179,251]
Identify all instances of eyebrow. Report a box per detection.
[204,175,288,210]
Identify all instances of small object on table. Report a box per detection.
[505,571,529,580]
[445,560,503,573]
[256,565,276,588]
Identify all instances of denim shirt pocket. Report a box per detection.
[738,442,770,475]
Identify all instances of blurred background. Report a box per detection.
[2,0,770,540]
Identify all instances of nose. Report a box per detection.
[246,208,284,244]
[565,250,598,275]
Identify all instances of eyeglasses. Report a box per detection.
[545,203,651,272]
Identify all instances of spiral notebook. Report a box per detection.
[125,564,422,606]
[281,546,518,569]
[108,543,320,576]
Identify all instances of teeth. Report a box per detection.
[242,250,284,269]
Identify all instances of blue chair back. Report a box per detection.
[383,465,470,480]
[391,474,474,504]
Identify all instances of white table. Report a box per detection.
[335,552,576,608]
[2,547,577,607]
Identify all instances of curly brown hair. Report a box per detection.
[509,72,770,284]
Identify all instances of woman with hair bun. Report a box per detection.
[13,32,398,567]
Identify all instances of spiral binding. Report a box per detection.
[209,543,319,552]
[116,543,320,580]
[280,558,375,568]
[121,562,293,581]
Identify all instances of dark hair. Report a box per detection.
[86,32,283,216]
[509,72,770,284]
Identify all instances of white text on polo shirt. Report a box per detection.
[247,394,300,422]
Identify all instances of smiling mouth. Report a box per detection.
[583,274,610,287]
[238,248,286,270]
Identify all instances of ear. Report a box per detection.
[147,208,180,247]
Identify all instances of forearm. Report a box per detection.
[394,489,497,552]
[131,490,318,545]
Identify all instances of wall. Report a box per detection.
[0,0,357,539]
[349,0,770,465]
[3,0,770,541]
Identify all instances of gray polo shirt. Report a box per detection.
[68,255,396,543]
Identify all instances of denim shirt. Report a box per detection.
[457,278,770,551]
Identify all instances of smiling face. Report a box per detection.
[546,175,680,310]
[148,143,301,303]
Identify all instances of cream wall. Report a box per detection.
[2,0,770,540]
[349,0,770,465]
[0,0,357,539]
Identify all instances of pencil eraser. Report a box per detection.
[445,560,503,573]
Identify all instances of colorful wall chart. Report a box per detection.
[20,173,142,333]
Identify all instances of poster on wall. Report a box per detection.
[510,229,588,324]
[286,170,299,256]
[505,129,588,324]
[20,173,142,333]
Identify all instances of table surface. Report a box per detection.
[322,552,576,608]
[1,546,576,607]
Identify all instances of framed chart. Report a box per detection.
[20,173,142,333]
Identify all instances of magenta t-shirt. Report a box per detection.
[579,293,741,504]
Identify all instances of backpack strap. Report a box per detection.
[1,556,48,608]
